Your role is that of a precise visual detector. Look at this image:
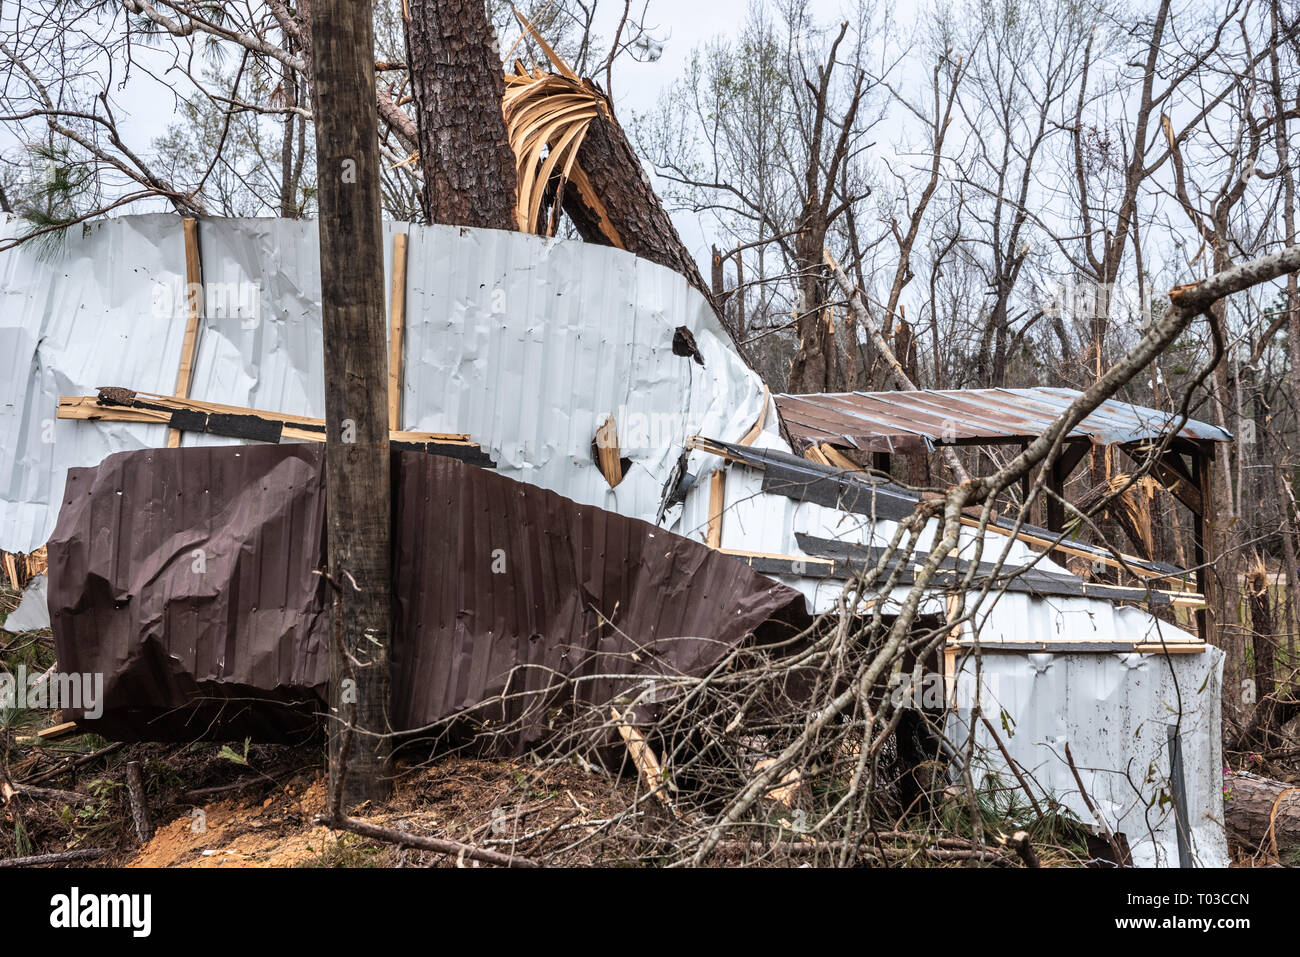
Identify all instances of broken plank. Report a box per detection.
[738,384,771,447]
[610,707,675,814]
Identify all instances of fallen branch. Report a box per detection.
[19,742,122,786]
[2,782,92,807]
[316,813,542,868]
[0,848,108,867]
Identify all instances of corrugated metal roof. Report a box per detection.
[776,387,1232,453]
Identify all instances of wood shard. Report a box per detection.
[595,414,624,488]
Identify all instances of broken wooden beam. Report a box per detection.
[611,707,675,814]
[58,390,496,467]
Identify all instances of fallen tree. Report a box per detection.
[1224,769,1300,859]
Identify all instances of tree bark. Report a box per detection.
[406,0,517,228]
[125,760,153,844]
[562,108,715,309]
[309,0,394,809]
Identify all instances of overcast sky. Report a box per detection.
[90,1,915,273]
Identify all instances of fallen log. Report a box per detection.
[1224,769,1300,858]
[0,848,108,867]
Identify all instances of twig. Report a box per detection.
[1064,742,1126,865]
[20,742,122,786]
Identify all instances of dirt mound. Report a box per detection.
[129,758,636,867]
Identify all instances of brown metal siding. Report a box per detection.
[48,445,810,747]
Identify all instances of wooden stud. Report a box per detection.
[1193,442,1216,643]
[706,468,725,548]
[387,232,408,432]
[818,443,861,472]
[168,217,204,449]
[716,547,835,571]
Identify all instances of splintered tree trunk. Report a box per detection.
[562,109,716,310]
[309,0,393,809]
[407,0,518,228]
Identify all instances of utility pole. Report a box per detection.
[308,0,393,808]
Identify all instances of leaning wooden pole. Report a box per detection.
[308,0,393,808]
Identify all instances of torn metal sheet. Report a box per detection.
[0,215,770,552]
[776,388,1232,453]
[687,437,1188,584]
[47,444,330,741]
[47,444,810,747]
[946,648,1226,867]
[390,450,810,751]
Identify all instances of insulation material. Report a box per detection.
[946,648,1226,868]
[47,444,810,747]
[0,215,769,553]
[2,573,50,633]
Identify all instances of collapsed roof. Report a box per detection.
[0,213,1227,866]
[776,387,1232,455]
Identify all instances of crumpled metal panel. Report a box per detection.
[48,443,330,741]
[680,451,1225,866]
[947,648,1226,867]
[47,443,811,747]
[391,450,811,752]
[0,215,767,552]
[777,387,1232,452]
[0,214,192,551]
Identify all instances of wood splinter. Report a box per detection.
[611,707,675,815]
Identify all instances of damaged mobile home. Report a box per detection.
[0,213,1227,867]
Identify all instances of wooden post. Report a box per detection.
[168,217,203,448]
[706,469,725,548]
[309,0,393,809]
[1193,443,1216,644]
[387,232,408,432]
[1045,440,1090,533]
